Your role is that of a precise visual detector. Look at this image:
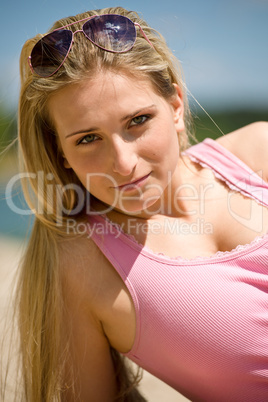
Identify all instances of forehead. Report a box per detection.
[50,71,157,105]
[47,71,165,130]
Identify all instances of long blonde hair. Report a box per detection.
[6,6,193,401]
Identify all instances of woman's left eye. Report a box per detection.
[129,115,149,127]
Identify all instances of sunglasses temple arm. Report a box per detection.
[27,56,34,73]
[135,23,155,49]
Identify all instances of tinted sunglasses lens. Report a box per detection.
[31,30,73,77]
[83,15,136,52]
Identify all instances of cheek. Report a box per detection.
[62,149,99,175]
[73,167,116,194]
[151,126,180,159]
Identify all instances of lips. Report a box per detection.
[115,172,151,191]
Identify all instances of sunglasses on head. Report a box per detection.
[28,14,154,78]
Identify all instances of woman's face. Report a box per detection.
[48,71,185,215]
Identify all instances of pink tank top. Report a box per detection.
[89,138,268,401]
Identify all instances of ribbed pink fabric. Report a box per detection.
[89,139,268,401]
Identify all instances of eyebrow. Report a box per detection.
[65,104,156,138]
[65,127,99,139]
[120,104,156,123]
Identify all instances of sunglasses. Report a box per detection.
[28,14,154,78]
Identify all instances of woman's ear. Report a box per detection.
[57,142,71,168]
[55,133,72,169]
[170,84,185,133]
[63,155,71,169]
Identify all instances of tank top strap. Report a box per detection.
[87,212,141,277]
[184,138,268,207]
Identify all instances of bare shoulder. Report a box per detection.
[56,226,136,352]
[57,231,112,311]
[216,121,268,180]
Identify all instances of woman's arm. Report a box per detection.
[59,237,117,401]
[216,121,268,181]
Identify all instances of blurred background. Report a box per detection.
[0,0,267,238]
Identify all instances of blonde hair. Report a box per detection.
[7,6,193,401]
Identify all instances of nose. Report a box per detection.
[111,136,138,176]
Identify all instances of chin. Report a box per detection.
[115,196,162,216]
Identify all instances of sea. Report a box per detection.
[0,182,33,239]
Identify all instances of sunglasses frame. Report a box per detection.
[28,14,154,77]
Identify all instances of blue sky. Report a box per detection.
[0,0,267,111]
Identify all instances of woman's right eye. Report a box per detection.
[76,134,99,145]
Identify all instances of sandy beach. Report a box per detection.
[0,235,189,401]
